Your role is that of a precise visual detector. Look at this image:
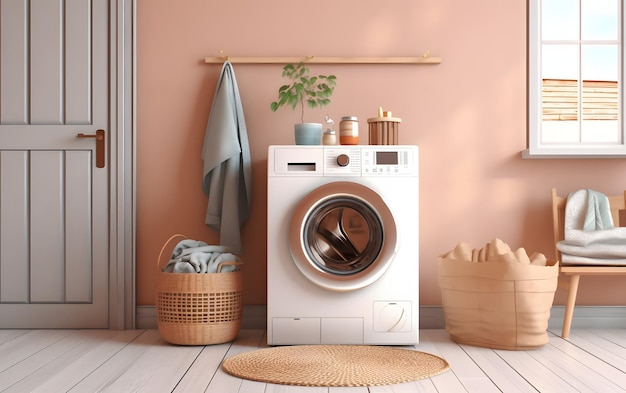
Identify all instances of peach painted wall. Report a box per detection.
[136,0,626,308]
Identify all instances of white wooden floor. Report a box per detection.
[0,328,624,392]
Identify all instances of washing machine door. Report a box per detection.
[289,182,398,292]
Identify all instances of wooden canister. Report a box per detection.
[367,117,402,145]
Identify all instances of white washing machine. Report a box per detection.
[267,145,419,345]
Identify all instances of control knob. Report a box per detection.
[336,154,350,167]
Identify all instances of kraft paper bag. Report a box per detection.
[438,240,559,350]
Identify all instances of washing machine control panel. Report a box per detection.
[323,146,417,176]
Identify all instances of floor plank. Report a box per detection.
[172,342,232,392]
[1,330,114,392]
[0,328,624,392]
[0,330,73,375]
[526,339,623,392]
[99,337,204,392]
[203,329,266,393]
[39,330,145,392]
[68,329,163,392]
[421,330,503,393]
[457,345,537,393]
[0,330,29,346]
[567,329,626,369]
[411,330,471,392]
[495,347,583,392]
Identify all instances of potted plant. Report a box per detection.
[270,62,337,145]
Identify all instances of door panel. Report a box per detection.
[0,0,109,328]
[0,152,28,303]
[0,0,28,124]
[65,0,93,124]
[65,151,93,303]
[30,151,65,303]
[30,0,64,124]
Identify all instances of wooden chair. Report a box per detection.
[551,188,626,338]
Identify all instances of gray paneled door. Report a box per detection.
[0,0,110,328]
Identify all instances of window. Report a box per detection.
[527,0,626,157]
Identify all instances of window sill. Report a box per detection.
[521,149,626,159]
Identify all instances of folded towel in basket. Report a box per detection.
[163,239,239,273]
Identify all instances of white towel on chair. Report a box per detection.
[561,189,626,247]
[557,189,626,263]
[560,254,626,266]
[583,189,613,231]
[558,241,626,259]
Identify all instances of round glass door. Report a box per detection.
[289,182,397,291]
[304,198,382,275]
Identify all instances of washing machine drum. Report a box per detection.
[289,182,398,292]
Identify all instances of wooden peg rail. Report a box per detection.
[203,55,442,65]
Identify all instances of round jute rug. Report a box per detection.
[221,345,450,387]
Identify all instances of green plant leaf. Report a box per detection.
[271,62,337,118]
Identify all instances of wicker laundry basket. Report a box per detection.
[156,234,243,345]
[438,258,558,350]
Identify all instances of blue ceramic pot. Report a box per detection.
[294,123,322,145]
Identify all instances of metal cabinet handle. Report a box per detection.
[76,129,105,168]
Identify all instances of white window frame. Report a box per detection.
[527,0,626,158]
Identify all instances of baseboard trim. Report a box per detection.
[136,305,626,330]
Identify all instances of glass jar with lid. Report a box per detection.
[339,116,359,145]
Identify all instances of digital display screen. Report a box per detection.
[375,151,398,165]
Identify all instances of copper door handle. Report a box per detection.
[77,129,105,168]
